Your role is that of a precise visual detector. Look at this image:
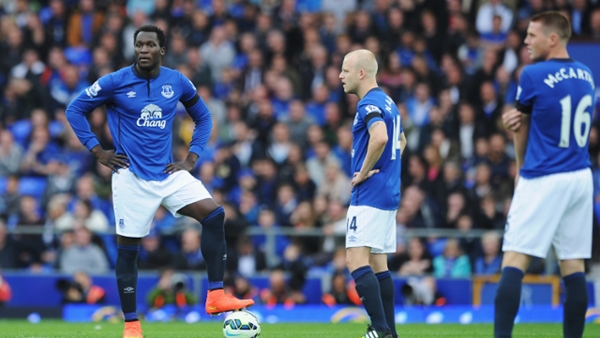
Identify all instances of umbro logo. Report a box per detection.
[123,287,134,293]
[127,91,136,98]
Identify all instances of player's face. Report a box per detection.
[339,56,358,94]
[134,31,165,71]
[524,21,551,62]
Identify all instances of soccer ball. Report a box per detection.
[222,310,261,338]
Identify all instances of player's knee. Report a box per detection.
[501,251,530,271]
[346,248,370,272]
[559,259,585,277]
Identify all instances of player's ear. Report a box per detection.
[549,32,559,47]
[160,47,166,56]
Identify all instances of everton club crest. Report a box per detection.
[161,84,174,98]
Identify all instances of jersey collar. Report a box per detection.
[364,87,383,96]
[131,64,162,79]
[549,58,574,62]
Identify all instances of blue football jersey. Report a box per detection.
[351,88,402,210]
[66,66,210,181]
[517,59,595,178]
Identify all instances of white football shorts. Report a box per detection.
[503,168,593,260]
[112,168,211,237]
[345,205,397,254]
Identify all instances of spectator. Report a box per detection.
[392,237,434,276]
[172,228,206,271]
[474,231,502,275]
[260,268,299,307]
[0,130,23,176]
[73,198,109,233]
[227,274,260,303]
[0,221,19,269]
[316,161,351,205]
[228,234,267,277]
[138,230,173,270]
[200,25,235,83]
[59,225,109,275]
[306,141,340,186]
[433,238,472,278]
[475,0,514,35]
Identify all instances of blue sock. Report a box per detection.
[201,206,226,290]
[563,272,587,338]
[494,267,524,338]
[352,266,388,332]
[376,271,397,337]
[116,245,139,322]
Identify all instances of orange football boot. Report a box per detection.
[123,320,143,338]
[205,289,255,315]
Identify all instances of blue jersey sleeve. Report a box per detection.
[66,74,115,151]
[515,68,535,114]
[178,73,212,156]
[358,103,385,129]
[178,72,197,103]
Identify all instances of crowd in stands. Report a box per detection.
[1,0,600,306]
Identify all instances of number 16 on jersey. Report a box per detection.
[391,115,401,160]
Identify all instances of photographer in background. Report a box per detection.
[55,271,105,305]
[0,269,12,307]
[147,268,196,310]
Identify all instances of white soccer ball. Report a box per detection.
[222,310,261,338]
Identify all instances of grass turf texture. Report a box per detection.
[0,321,600,337]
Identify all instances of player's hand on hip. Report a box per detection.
[502,108,522,132]
[164,158,194,174]
[93,149,129,173]
[351,169,379,187]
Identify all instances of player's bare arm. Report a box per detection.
[400,131,407,155]
[513,113,530,183]
[90,145,129,174]
[502,108,523,132]
[165,152,199,174]
[352,121,388,187]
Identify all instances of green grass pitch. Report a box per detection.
[0,321,600,338]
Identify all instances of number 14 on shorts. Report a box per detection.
[347,216,357,232]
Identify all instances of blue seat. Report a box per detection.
[0,176,7,194]
[18,176,48,198]
[9,120,32,147]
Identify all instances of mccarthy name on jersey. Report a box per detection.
[516,59,595,178]
[351,88,402,210]
[67,66,211,181]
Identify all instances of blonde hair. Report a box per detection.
[345,49,378,77]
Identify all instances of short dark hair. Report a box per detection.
[531,11,572,42]
[133,25,166,48]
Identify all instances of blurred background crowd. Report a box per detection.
[1,0,600,307]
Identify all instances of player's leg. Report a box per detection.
[347,247,390,337]
[559,259,587,338]
[495,174,565,338]
[346,206,390,337]
[371,253,397,338]
[494,251,530,338]
[163,171,253,314]
[370,209,398,338]
[117,235,143,338]
[112,168,159,338]
[553,168,593,338]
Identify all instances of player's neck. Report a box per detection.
[133,63,161,78]
[357,83,379,100]
[545,48,569,61]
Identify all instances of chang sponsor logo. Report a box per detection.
[137,104,166,129]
